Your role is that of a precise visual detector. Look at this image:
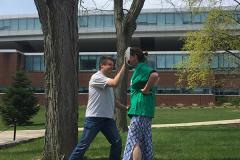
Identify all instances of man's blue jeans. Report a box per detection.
[69,117,122,160]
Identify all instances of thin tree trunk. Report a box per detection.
[114,0,145,132]
[13,121,16,141]
[34,0,79,159]
[115,34,129,132]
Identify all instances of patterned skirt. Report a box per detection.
[123,116,153,160]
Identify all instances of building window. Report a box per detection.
[88,15,96,28]
[25,55,44,72]
[147,13,157,25]
[34,18,41,30]
[79,55,97,70]
[211,55,219,69]
[157,55,166,69]
[174,54,183,66]
[96,15,103,27]
[214,88,240,95]
[157,13,165,26]
[79,87,88,93]
[201,12,208,23]
[10,19,19,30]
[104,15,113,27]
[192,13,202,24]
[27,18,35,30]
[165,13,175,25]
[1,19,10,31]
[137,14,147,25]
[156,54,188,70]
[79,16,88,27]
[183,12,192,24]
[19,19,27,30]
[166,55,174,69]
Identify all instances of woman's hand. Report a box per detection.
[141,88,150,94]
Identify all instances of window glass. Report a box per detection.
[25,55,44,71]
[174,55,183,67]
[183,12,191,24]
[33,56,41,71]
[165,13,175,25]
[175,13,183,24]
[88,15,96,28]
[166,55,174,68]
[192,13,201,24]
[79,55,97,70]
[104,15,113,27]
[27,18,35,30]
[157,13,165,25]
[201,12,208,23]
[223,53,229,68]
[218,54,224,68]
[41,56,45,71]
[0,20,3,29]
[19,19,27,30]
[34,18,41,30]
[212,55,218,69]
[157,55,165,69]
[137,14,147,25]
[79,16,88,27]
[229,54,238,68]
[25,56,33,71]
[10,19,18,30]
[96,15,103,27]
[147,13,157,24]
[3,19,10,30]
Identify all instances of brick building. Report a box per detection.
[0,8,239,106]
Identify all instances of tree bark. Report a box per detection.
[114,0,145,132]
[34,0,79,159]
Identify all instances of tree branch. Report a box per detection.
[224,50,240,60]
[123,0,145,35]
[233,0,240,5]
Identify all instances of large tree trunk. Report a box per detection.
[34,0,79,159]
[114,0,145,132]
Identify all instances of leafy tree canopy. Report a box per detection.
[177,8,240,88]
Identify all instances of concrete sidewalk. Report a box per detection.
[0,119,240,148]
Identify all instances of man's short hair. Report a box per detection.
[99,56,115,70]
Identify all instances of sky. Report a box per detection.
[0,0,237,16]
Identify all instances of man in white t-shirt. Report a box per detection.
[69,56,126,160]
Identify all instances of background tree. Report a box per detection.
[0,71,39,141]
[177,7,240,88]
[114,0,146,131]
[34,0,79,159]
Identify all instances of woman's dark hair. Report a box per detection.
[130,47,148,62]
[99,56,115,70]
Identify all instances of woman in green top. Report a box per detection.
[123,47,159,160]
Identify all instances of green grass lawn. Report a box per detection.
[1,125,240,160]
[0,106,240,131]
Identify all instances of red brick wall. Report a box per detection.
[0,51,24,87]
[157,94,215,106]
[26,72,45,87]
[23,93,215,106]
[0,51,235,106]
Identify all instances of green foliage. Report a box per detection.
[0,71,39,126]
[177,8,240,88]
